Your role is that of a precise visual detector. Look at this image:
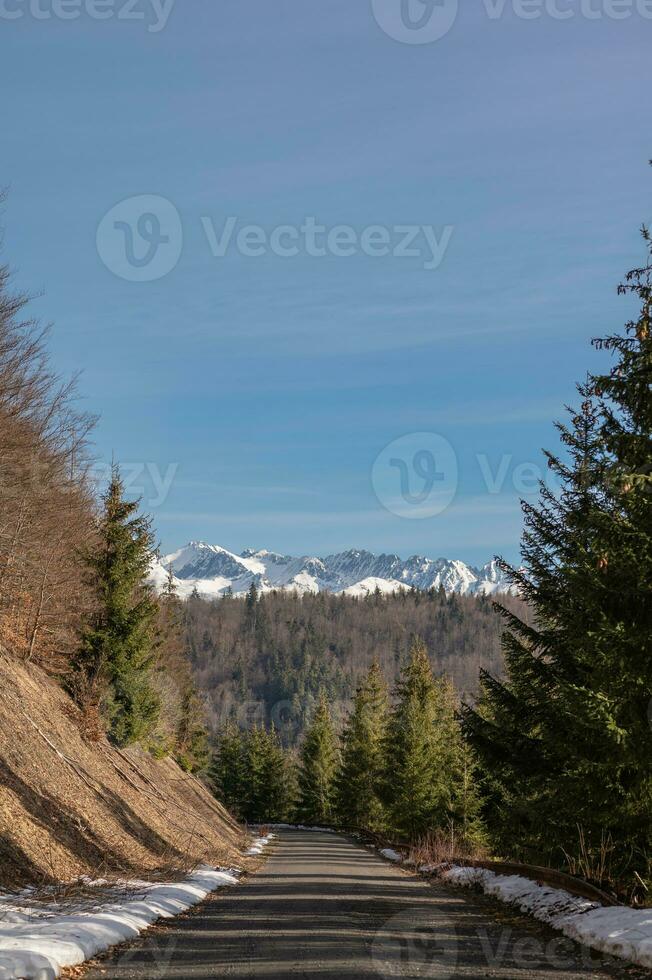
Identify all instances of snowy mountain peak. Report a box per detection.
[241,548,286,561]
[150,542,517,601]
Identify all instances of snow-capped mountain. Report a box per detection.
[149,542,517,600]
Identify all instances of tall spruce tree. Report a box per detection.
[382,639,485,842]
[462,391,629,866]
[211,724,246,818]
[297,694,339,825]
[151,564,209,771]
[244,726,296,823]
[211,724,296,823]
[381,638,442,839]
[335,661,388,829]
[463,224,652,890]
[175,685,211,773]
[436,676,486,846]
[580,225,652,884]
[74,467,160,746]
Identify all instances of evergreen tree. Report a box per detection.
[211,724,296,823]
[381,638,442,839]
[74,467,160,746]
[175,685,210,773]
[147,565,182,758]
[463,223,652,890]
[242,726,268,822]
[245,581,258,609]
[211,724,246,818]
[244,726,296,823]
[576,225,652,884]
[244,582,259,635]
[335,662,388,829]
[150,563,210,770]
[297,694,339,825]
[462,389,623,865]
[435,676,486,845]
[381,639,484,841]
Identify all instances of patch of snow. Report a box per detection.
[175,576,232,598]
[443,865,652,970]
[338,577,408,597]
[245,834,275,856]
[0,866,239,980]
[263,824,336,833]
[286,571,320,594]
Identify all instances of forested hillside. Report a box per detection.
[0,230,228,891]
[183,585,529,744]
[0,247,209,772]
[0,260,96,666]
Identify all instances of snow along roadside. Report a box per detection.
[374,846,652,970]
[0,835,274,980]
[438,864,652,970]
[262,823,336,834]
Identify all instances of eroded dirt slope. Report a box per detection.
[0,651,243,888]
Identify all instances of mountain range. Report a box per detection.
[149,542,517,599]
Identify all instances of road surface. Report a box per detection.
[82,829,645,979]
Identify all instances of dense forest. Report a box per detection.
[212,644,486,855]
[182,585,529,745]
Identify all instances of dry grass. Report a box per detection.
[0,652,245,890]
[407,826,489,869]
[561,826,624,895]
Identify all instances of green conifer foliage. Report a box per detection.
[211,724,296,823]
[297,694,339,825]
[435,677,486,845]
[382,639,486,842]
[335,662,388,829]
[463,226,652,891]
[211,724,246,818]
[75,467,160,746]
[175,686,211,773]
[245,726,295,823]
[381,638,443,838]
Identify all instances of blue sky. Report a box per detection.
[1,0,649,565]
